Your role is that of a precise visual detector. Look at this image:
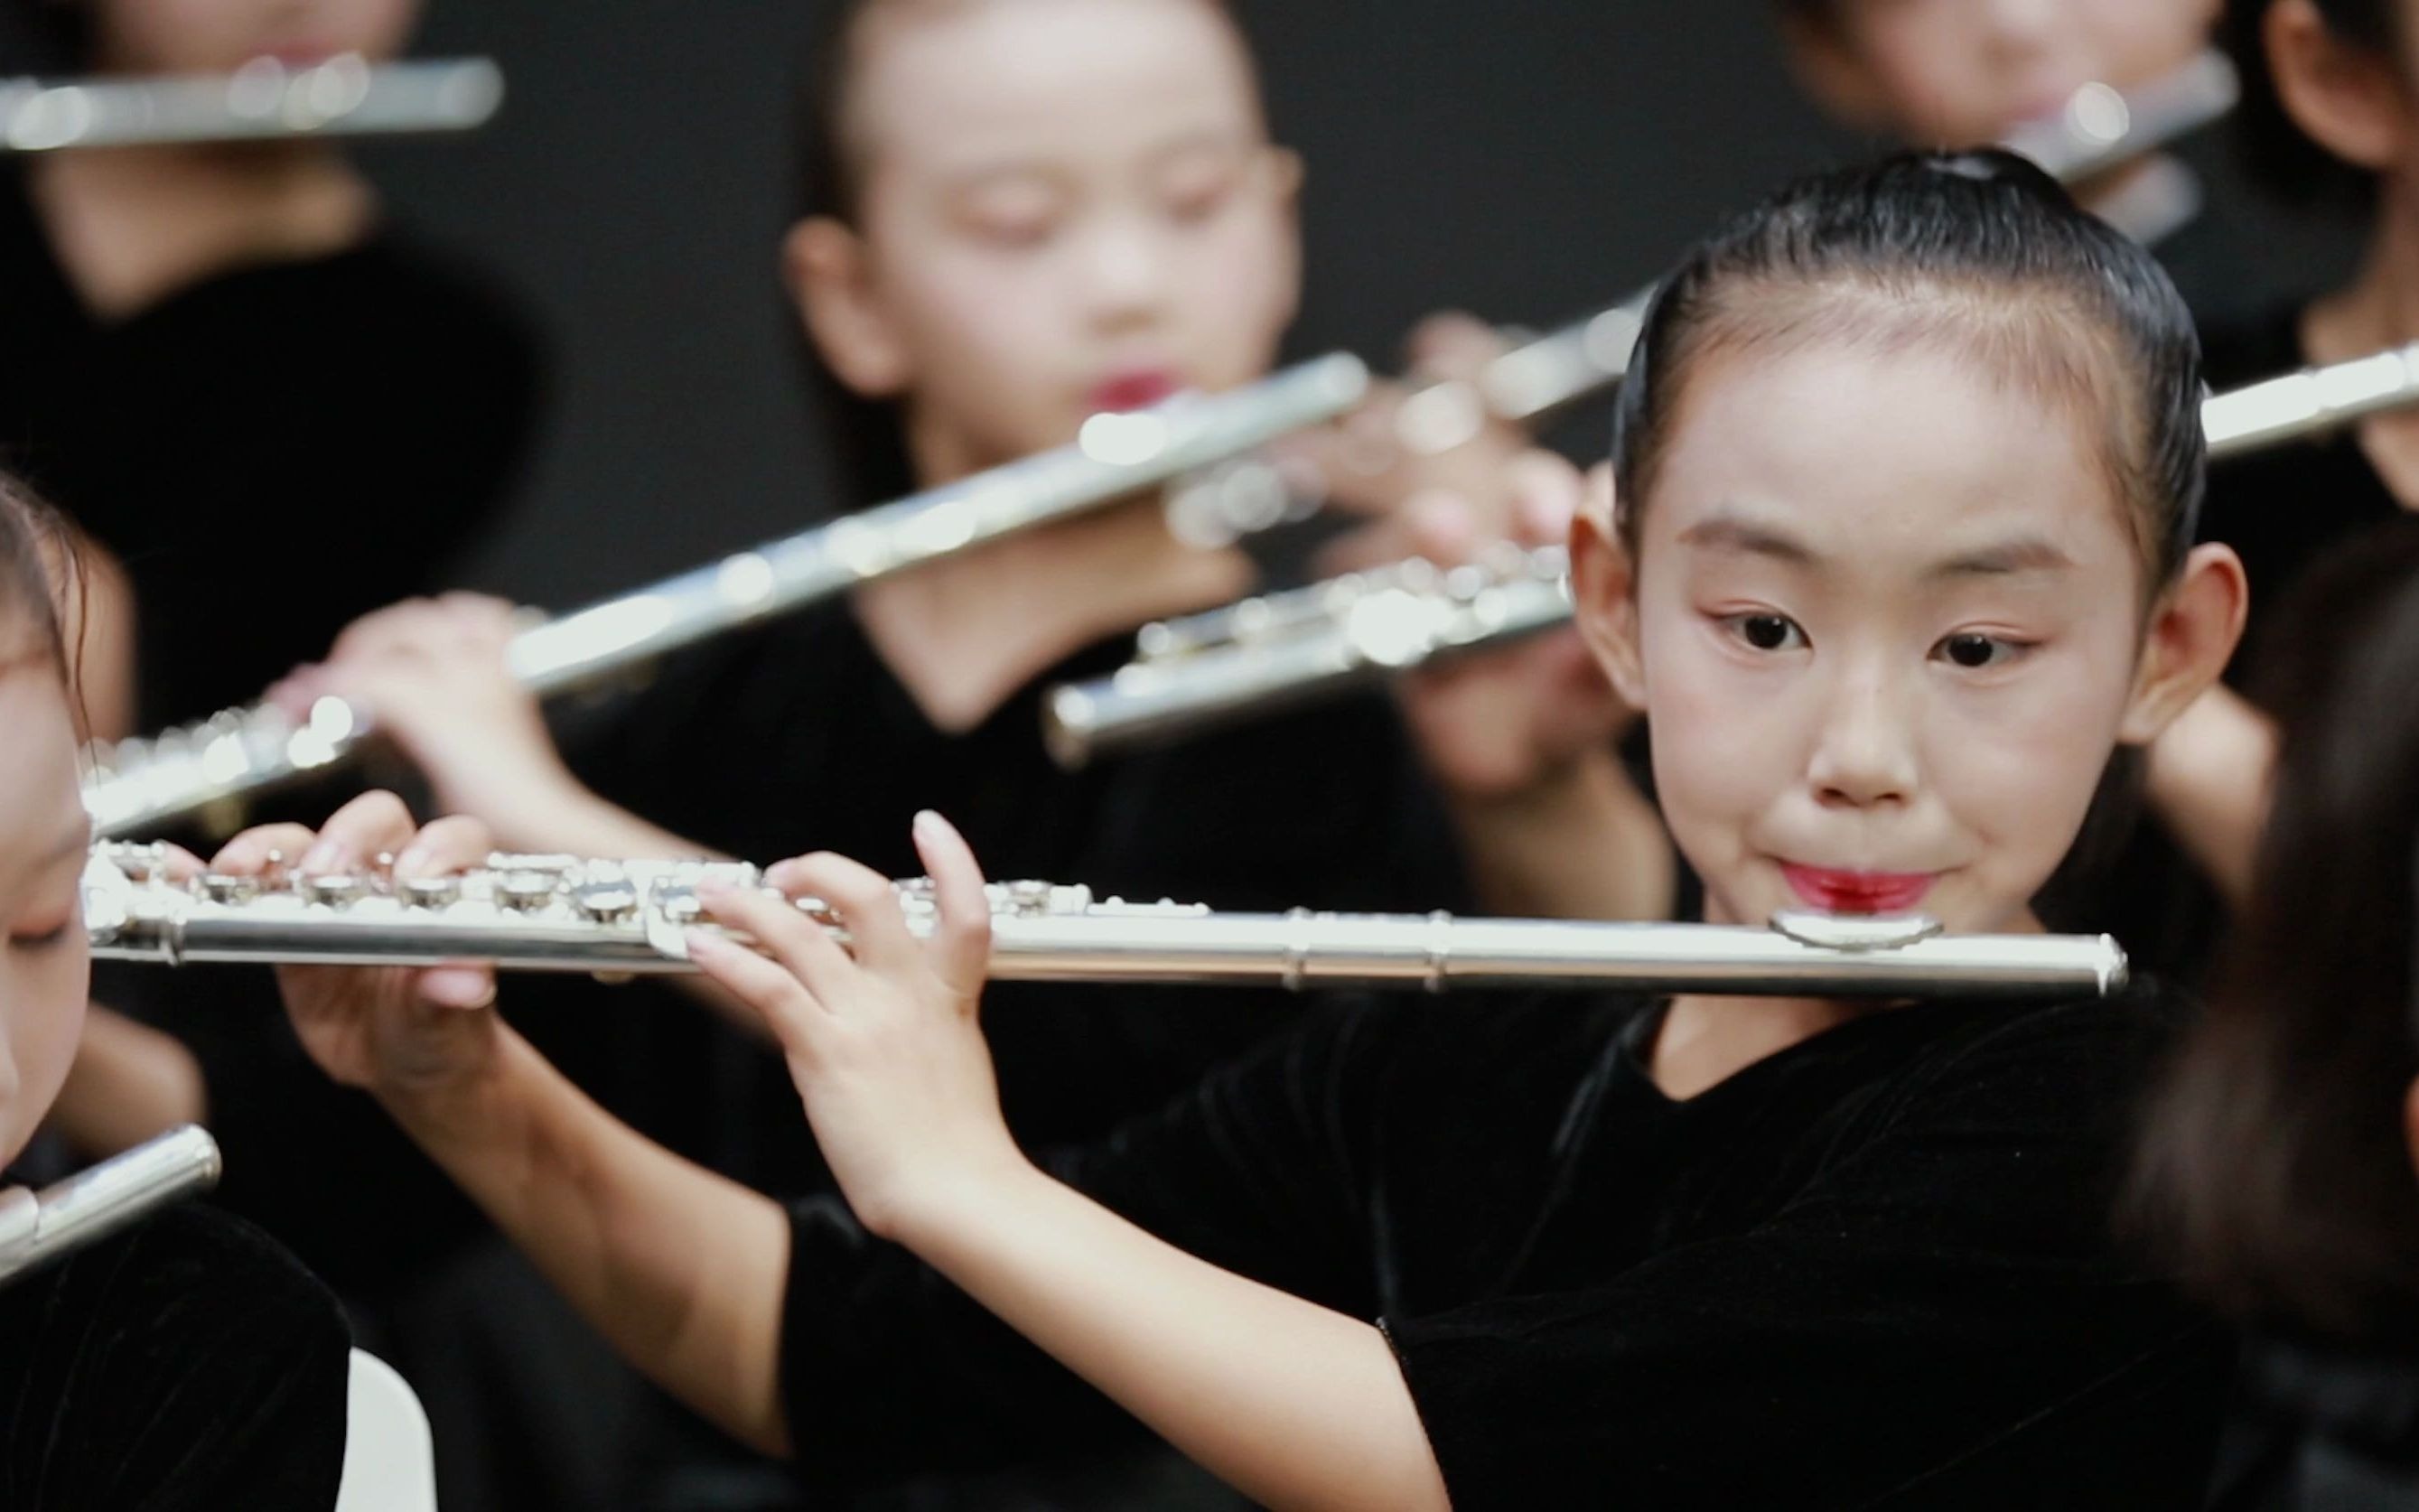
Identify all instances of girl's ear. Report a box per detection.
[2265,0,2413,176]
[2402,1078,2419,1190]
[2119,542,2250,745]
[782,216,914,398]
[1571,463,1647,708]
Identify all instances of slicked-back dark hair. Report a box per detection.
[0,472,73,686]
[2130,516,2419,1344]
[1612,149,2205,589]
[2220,0,2398,211]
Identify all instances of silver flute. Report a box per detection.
[0,1125,223,1288]
[1383,50,2239,460]
[1049,339,2419,764]
[81,355,1370,839]
[1,55,504,152]
[82,843,2125,1000]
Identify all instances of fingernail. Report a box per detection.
[913,810,942,839]
[424,968,494,1008]
[394,845,431,877]
[684,928,726,957]
[300,841,340,872]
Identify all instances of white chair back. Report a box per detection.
[334,1348,439,1512]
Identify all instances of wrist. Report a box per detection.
[872,1140,1045,1255]
[371,1023,536,1150]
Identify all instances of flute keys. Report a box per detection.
[401,875,462,910]
[201,873,259,905]
[301,873,366,907]
[497,871,557,911]
[574,881,639,922]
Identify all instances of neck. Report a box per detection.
[1648,993,1867,1102]
[28,141,371,319]
[850,418,1255,733]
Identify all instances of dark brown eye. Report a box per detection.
[1938,633,2010,669]
[1740,614,1798,651]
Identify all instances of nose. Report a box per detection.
[1074,212,1174,333]
[1805,658,1920,811]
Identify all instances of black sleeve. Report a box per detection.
[0,1204,351,1511]
[776,1002,1397,1490]
[1381,1001,2229,1512]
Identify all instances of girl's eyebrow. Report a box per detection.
[1926,537,2076,580]
[1676,509,2078,581]
[1675,509,1817,565]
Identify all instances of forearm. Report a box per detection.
[378,1031,793,1455]
[1448,749,1675,920]
[2145,685,2276,911]
[901,1162,1449,1512]
[474,775,721,863]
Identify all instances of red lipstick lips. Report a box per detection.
[1779,863,1937,915]
[1088,370,1180,414]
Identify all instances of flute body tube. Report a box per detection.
[0,1126,224,1288]
[80,355,1370,838]
[82,844,2126,1001]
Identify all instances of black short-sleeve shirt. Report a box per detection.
[777,987,2229,1507]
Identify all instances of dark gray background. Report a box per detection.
[95,4,2384,607]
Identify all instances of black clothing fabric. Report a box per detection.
[563,602,1472,1183]
[778,987,2230,1507]
[0,1201,350,1510]
[0,156,541,729]
[2207,1334,2419,1510]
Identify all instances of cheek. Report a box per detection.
[1918,635,2140,859]
[0,947,89,1167]
[1636,612,1802,855]
[1165,210,1298,384]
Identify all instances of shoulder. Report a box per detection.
[6,1199,349,1360]
[1855,985,2185,1145]
[0,1204,350,1509]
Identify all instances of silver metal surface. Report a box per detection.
[2,56,502,151]
[1044,340,2419,764]
[82,842,2125,999]
[0,1126,223,1288]
[1046,544,1570,767]
[81,354,1371,837]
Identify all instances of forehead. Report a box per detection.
[0,662,84,871]
[1644,341,2137,574]
[848,0,1261,175]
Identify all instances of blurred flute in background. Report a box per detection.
[81,355,1370,838]
[1047,339,2419,765]
[0,54,503,152]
